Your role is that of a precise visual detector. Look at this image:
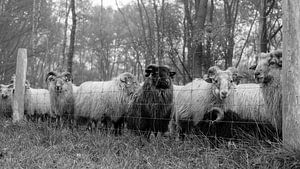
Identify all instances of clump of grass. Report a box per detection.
[0,117,299,168]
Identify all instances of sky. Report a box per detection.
[91,0,133,9]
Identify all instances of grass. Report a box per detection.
[0,116,299,169]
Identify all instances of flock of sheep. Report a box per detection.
[0,49,282,143]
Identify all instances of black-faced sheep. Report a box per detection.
[74,72,139,135]
[126,64,176,139]
[174,66,239,139]
[198,107,278,146]
[0,84,14,118]
[249,50,282,137]
[46,71,75,128]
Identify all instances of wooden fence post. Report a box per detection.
[282,0,300,150]
[12,48,27,123]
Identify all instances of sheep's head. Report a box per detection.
[0,84,14,99]
[118,72,139,95]
[249,50,282,84]
[206,66,240,100]
[46,71,73,93]
[145,64,176,89]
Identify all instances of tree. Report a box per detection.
[282,0,300,150]
[67,0,76,73]
[223,0,239,68]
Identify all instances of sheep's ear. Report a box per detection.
[270,50,282,67]
[63,72,73,82]
[145,64,157,77]
[46,71,57,82]
[169,71,176,78]
[207,66,220,80]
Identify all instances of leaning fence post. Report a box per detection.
[12,48,27,123]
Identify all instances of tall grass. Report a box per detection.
[0,116,299,169]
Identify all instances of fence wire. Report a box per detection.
[0,83,283,144]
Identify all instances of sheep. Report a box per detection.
[74,72,139,135]
[22,81,52,122]
[249,50,282,137]
[46,71,75,128]
[126,64,176,140]
[198,107,278,146]
[174,66,239,139]
[0,84,14,118]
[168,84,184,134]
[223,83,267,123]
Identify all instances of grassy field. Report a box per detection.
[0,117,299,169]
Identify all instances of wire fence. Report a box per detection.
[0,83,282,144]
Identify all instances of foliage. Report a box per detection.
[0,0,282,86]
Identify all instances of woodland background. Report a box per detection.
[0,0,282,87]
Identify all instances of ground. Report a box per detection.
[0,116,299,169]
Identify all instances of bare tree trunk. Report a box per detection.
[137,0,152,66]
[192,0,208,78]
[282,0,300,150]
[67,0,76,73]
[223,0,239,68]
[183,0,193,78]
[205,0,214,71]
[259,0,268,53]
[62,0,70,69]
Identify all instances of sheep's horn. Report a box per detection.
[207,66,220,79]
[210,107,224,123]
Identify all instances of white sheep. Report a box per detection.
[46,71,75,128]
[223,83,267,121]
[174,66,239,139]
[23,82,52,122]
[249,50,282,136]
[74,72,139,135]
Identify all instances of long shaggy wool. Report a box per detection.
[174,79,225,134]
[224,83,268,122]
[24,88,51,117]
[74,72,139,132]
[48,82,74,118]
[198,109,279,143]
[260,68,282,133]
[0,84,13,118]
[126,79,174,136]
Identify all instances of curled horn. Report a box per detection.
[145,64,157,77]
[209,107,225,124]
[46,71,57,82]
[207,66,220,80]
[270,50,282,67]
